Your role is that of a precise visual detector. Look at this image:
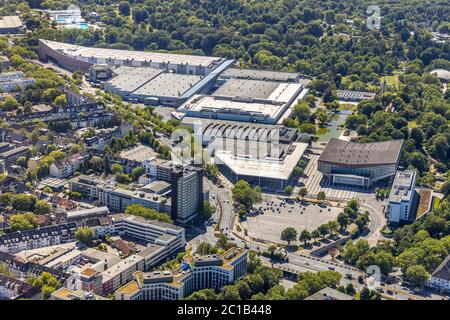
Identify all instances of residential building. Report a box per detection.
[49,159,73,178]
[69,175,169,213]
[318,139,403,188]
[387,171,418,223]
[428,255,450,292]
[0,252,70,283]
[101,254,145,294]
[0,274,34,299]
[0,71,35,92]
[0,146,29,166]
[27,156,42,171]
[98,187,169,213]
[76,268,103,295]
[50,287,107,300]
[111,214,185,255]
[430,69,450,83]
[66,206,114,237]
[169,165,203,224]
[115,248,248,300]
[0,16,24,34]
[0,56,10,70]
[0,223,77,254]
[304,287,354,300]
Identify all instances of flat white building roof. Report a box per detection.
[215,142,308,180]
[180,94,287,119]
[132,73,203,98]
[40,39,223,68]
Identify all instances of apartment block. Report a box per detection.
[115,248,248,300]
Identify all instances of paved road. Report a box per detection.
[204,177,235,233]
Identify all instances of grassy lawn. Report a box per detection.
[433,197,441,209]
[337,103,357,111]
[381,75,400,89]
[407,120,418,129]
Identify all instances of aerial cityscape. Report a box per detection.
[0,0,449,306]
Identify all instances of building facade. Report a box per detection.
[0,223,77,254]
[387,170,418,223]
[115,248,248,300]
[318,139,403,188]
[428,255,450,292]
[170,165,203,224]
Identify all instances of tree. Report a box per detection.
[316,110,328,125]
[9,213,38,231]
[374,251,396,275]
[347,200,359,213]
[205,164,219,178]
[196,242,216,255]
[293,166,303,177]
[131,166,144,181]
[311,230,320,243]
[16,156,27,168]
[125,204,173,224]
[53,94,67,107]
[327,220,340,237]
[11,194,37,211]
[317,224,329,238]
[236,281,252,300]
[201,201,215,220]
[133,8,149,23]
[111,163,123,175]
[30,129,40,144]
[298,187,308,200]
[33,272,60,300]
[284,186,294,196]
[337,212,349,229]
[292,101,311,122]
[0,192,12,207]
[404,265,430,288]
[89,156,103,172]
[34,200,51,215]
[76,227,94,247]
[317,191,326,203]
[2,96,19,111]
[220,285,241,300]
[299,230,311,245]
[232,180,261,210]
[359,287,381,300]
[118,1,131,16]
[281,227,297,246]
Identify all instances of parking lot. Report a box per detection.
[242,198,341,244]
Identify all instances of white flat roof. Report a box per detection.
[41,39,223,68]
[0,16,23,29]
[215,142,308,180]
[179,95,287,119]
[132,73,202,98]
[213,79,303,103]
